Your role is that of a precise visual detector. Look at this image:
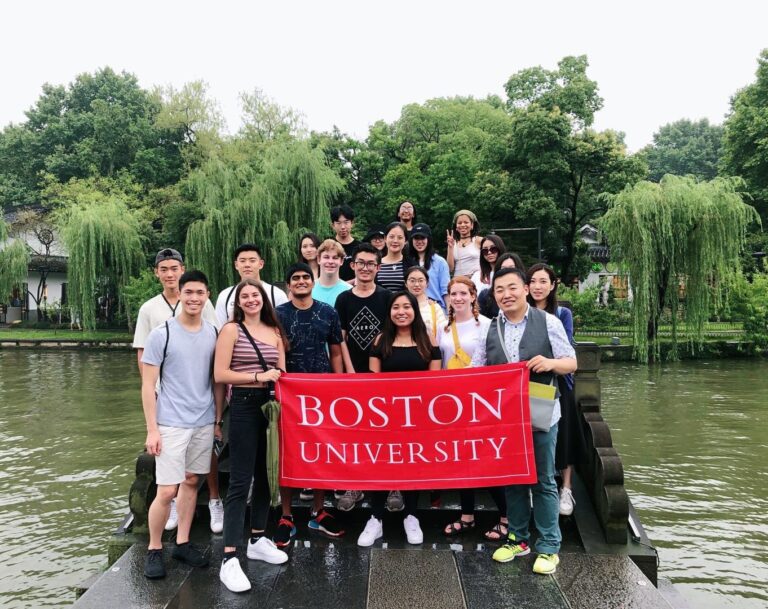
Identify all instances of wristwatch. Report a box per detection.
[216,420,224,427]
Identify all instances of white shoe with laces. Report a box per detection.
[559,487,575,516]
[246,536,288,564]
[403,515,423,544]
[219,557,251,593]
[357,516,383,547]
[209,498,224,534]
[164,498,178,531]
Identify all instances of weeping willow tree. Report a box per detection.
[0,219,30,302]
[56,198,144,330]
[601,175,760,362]
[185,141,342,294]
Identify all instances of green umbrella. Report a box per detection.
[261,398,282,507]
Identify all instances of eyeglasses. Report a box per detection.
[352,260,378,269]
[407,278,426,285]
[481,246,500,256]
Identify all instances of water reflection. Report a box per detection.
[601,360,768,609]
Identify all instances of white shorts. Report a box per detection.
[155,425,214,485]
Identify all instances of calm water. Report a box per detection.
[0,351,766,608]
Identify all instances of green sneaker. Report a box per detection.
[532,553,560,574]
[492,535,530,563]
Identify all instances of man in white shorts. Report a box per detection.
[140,270,224,579]
[132,248,223,534]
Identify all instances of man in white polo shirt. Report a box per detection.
[214,243,288,326]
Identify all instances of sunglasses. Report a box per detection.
[481,246,500,256]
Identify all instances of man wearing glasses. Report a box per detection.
[330,205,359,282]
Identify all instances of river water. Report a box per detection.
[0,351,765,608]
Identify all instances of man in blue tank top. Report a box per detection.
[471,267,577,575]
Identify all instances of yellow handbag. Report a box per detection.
[446,322,472,369]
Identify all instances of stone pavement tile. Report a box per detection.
[76,543,194,609]
[266,543,370,609]
[456,550,568,609]
[171,537,281,609]
[555,554,673,609]
[368,549,464,609]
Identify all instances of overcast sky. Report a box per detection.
[2,1,766,152]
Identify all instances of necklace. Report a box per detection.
[459,237,471,247]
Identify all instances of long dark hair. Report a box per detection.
[231,279,290,350]
[408,232,435,270]
[526,263,559,315]
[377,291,433,362]
[298,232,321,264]
[479,235,506,284]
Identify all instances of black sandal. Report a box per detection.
[443,519,476,537]
[484,521,508,541]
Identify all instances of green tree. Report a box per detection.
[505,55,603,128]
[641,119,723,182]
[185,141,342,294]
[55,195,145,329]
[721,49,768,220]
[601,175,759,361]
[0,217,29,303]
[239,88,306,144]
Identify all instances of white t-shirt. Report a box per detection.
[439,315,491,369]
[214,281,289,327]
[133,294,218,348]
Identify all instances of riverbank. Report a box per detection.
[1,328,761,361]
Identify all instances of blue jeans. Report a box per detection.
[504,423,560,554]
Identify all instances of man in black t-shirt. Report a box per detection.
[335,243,391,374]
[331,204,359,282]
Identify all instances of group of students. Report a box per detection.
[134,201,580,593]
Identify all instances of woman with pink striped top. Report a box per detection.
[214,279,289,593]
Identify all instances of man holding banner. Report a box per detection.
[471,267,577,575]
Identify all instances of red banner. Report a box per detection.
[275,363,537,490]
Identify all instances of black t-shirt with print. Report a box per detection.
[335,285,391,373]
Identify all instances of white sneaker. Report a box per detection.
[246,536,288,564]
[559,487,575,516]
[164,499,178,531]
[403,515,423,544]
[219,558,251,593]
[357,516,383,547]
[209,498,224,534]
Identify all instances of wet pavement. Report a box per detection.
[74,492,674,609]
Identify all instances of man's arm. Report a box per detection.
[329,344,344,373]
[340,330,355,373]
[527,314,578,375]
[141,364,162,455]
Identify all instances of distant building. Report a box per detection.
[577,224,630,301]
[2,207,68,321]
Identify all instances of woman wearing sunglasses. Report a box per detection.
[471,235,506,296]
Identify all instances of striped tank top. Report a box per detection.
[230,325,279,374]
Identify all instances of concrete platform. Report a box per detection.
[75,503,673,609]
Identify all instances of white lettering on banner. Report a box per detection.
[295,389,509,428]
[297,438,510,465]
[329,397,363,427]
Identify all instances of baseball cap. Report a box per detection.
[411,223,432,238]
[154,248,183,266]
